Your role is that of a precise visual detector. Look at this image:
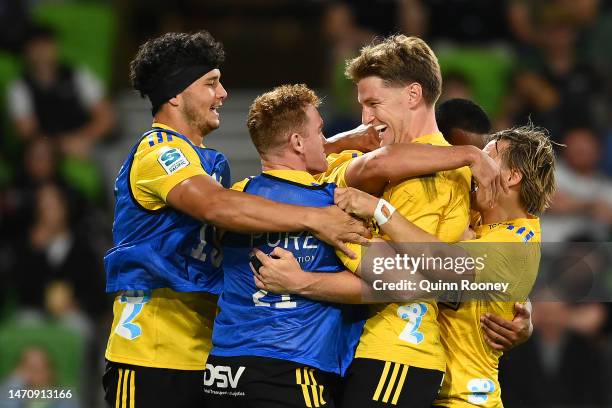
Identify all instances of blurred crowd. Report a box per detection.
[0,0,611,406]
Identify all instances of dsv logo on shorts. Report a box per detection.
[203,364,245,389]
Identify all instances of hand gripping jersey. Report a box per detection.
[434,217,541,408]
[211,170,365,375]
[104,123,230,370]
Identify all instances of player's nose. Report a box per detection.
[217,81,228,100]
[361,106,374,125]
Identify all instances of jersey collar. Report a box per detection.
[151,122,206,148]
[475,216,541,239]
[412,132,446,145]
[263,169,321,186]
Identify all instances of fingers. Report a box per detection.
[271,246,292,259]
[482,313,516,334]
[514,302,530,318]
[345,232,370,246]
[254,275,266,290]
[480,318,513,350]
[253,248,271,266]
[483,335,506,351]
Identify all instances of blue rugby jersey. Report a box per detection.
[211,170,365,375]
[104,126,230,294]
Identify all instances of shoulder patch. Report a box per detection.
[157,146,190,174]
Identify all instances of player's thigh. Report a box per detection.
[102,360,204,408]
[339,358,444,408]
[203,355,338,408]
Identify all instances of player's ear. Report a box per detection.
[289,132,304,154]
[404,82,422,107]
[507,169,522,188]
[168,94,180,107]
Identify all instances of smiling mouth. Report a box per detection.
[375,124,388,139]
[210,103,222,114]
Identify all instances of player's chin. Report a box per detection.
[208,118,221,129]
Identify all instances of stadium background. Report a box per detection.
[0,0,611,406]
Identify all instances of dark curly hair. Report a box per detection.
[130,30,225,99]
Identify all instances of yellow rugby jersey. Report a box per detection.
[434,217,541,408]
[105,122,218,370]
[316,149,364,187]
[326,133,472,371]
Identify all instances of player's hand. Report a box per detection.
[480,301,533,351]
[470,150,509,209]
[251,247,306,294]
[309,206,371,259]
[334,187,379,219]
[325,124,383,154]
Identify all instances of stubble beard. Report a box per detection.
[181,98,217,137]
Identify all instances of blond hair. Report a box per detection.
[488,125,557,214]
[345,35,442,105]
[247,84,320,154]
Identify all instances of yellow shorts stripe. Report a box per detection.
[122,369,129,408]
[373,361,392,401]
[129,369,135,408]
[382,363,401,403]
[115,368,123,408]
[296,368,312,408]
[308,368,320,407]
[392,364,409,405]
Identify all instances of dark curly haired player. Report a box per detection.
[102,30,369,408]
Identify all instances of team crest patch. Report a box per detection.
[157,146,189,174]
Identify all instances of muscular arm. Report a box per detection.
[167,175,369,255]
[344,143,481,195]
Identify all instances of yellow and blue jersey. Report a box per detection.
[104,123,230,370]
[434,217,541,407]
[212,170,365,375]
[323,133,472,372]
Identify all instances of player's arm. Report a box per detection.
[344,143,507,207]
[334,187,476,284]
[323,124,382,154]
[167,175,369,257]
[252,246,432,304]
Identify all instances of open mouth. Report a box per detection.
[375,124,388,140]
[210,103,222,115]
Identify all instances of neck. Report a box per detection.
[154,111,205,146]
[398,105,439,143]
[261,153,308,173]
[480,196,528,225]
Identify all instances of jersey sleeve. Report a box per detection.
[316,150,363,186]
[131,137,208,210]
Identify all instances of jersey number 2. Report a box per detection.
[397,303,428,344]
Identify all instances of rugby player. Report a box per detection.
[255,125,555,407]
[435,98,534,351]
[252,35,525,407]
[102,31,369,408]
[202,83,501,407]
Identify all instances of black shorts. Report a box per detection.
[339,358,444,408]
[102,359,204,408]
[203,355,341,408]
